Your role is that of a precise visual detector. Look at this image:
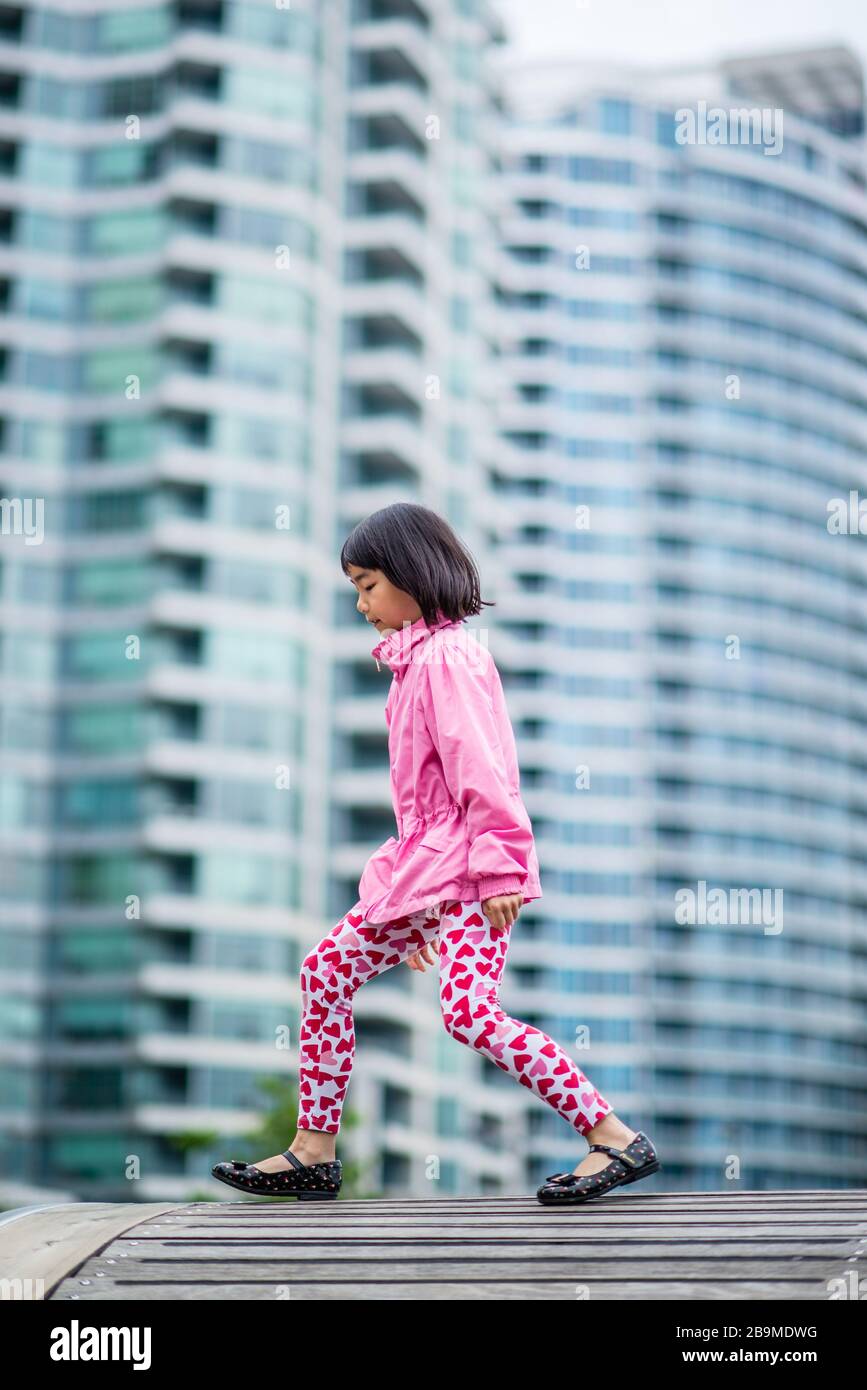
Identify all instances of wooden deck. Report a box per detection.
[3,1188,865,1300]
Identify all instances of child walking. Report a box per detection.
[213,504,660,1204]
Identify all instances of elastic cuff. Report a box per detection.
[475,874,527,900]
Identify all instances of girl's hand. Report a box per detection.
[482,894,522,929]
[406,941,438,971]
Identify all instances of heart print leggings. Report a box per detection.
[297,898,612,1136]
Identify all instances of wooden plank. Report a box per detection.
[113,1230,862,1245]
[53,1279,842,1301]
[152,1214,866,1229]
[51,1256,860,1281]
[140,1223,865,1235]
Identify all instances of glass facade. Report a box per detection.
[0,0,511,1201]
[494,52,867,1189]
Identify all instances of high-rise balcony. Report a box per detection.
[343,345,425,405]
[344,212,427,258]
[350,40,429,95]
[345,312,423,354]
[346,174,426,221]
[349,111,428,160]
[345,379,423,425]
[352,0,431,32]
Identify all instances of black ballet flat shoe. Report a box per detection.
[211,1148,341,1200]
[536,1131,660,1206]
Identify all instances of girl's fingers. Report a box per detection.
[408,943,438,971]
[482,897,523,930]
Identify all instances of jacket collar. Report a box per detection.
[371,609,460,674]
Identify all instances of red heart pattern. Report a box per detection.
[296,899,612,1137]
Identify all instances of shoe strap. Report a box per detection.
[588,1142,639,1167]
[281,1149,306,1171]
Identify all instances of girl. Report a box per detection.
[212,504,660,1204]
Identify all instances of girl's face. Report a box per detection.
[346,564,422,636]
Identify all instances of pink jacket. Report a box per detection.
[356,610,543,924]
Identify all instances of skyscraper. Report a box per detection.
[488,42,867,1187]
[0,0,512,1199]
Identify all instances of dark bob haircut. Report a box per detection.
[340,503,495,626]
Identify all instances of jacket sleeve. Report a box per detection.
[421,651,531,901]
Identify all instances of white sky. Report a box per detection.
[493,0,867,72]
